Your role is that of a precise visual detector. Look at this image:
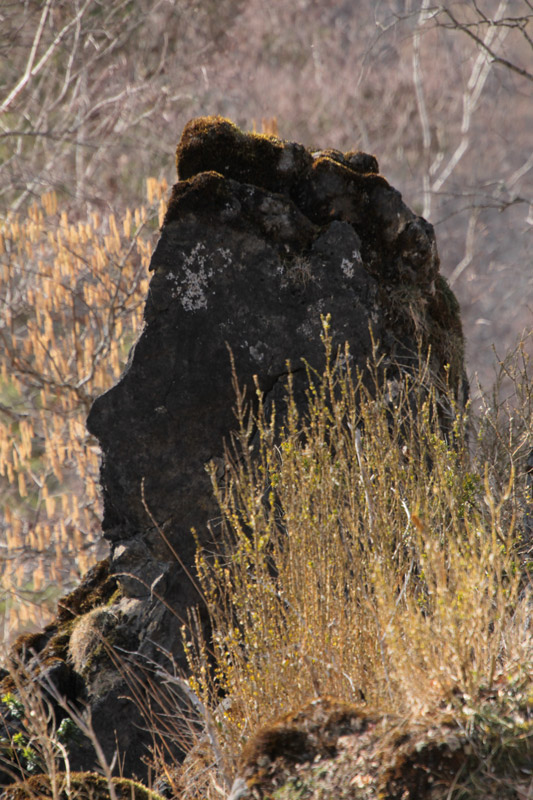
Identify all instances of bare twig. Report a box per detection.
[439,4,533,83]
[412,0,433,218]
[0,0,93,114]
[432,0,511,194]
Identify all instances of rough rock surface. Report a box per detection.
[225,695,533,800]
[1,117,465,783]
[227,697,467,800]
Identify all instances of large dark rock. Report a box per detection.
[86,116,463,611]
[1,116,465,783]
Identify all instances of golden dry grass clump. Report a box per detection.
[178,322,533,795]
[0,178,168,638]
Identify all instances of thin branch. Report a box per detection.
[413,0,433,218]
[448,207,480,286]
[0,0,94,114]
[439,5,533,83]
[0,0,53,114]
[507,152,533,189]
[432,0,510,194]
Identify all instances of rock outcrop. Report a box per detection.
[86,115,463,629]
[1,117,465,784]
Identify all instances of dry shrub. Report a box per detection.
[0,178,168,637]
[182,320,533,788]
[1,324,532,799]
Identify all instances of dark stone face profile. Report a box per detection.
[87,116,463,611]
[3,117,465,783]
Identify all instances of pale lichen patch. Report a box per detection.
[165,243,233,311]
[341,249,363,279]
[341,258,354,279]
[249,342,265,362]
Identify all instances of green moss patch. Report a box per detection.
[293,155,390,231]
[1,561,120,703]
[10,630,50,660]
[240,698,377,794]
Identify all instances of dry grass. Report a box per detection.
[0,178,168,638]
[176,321,533,795]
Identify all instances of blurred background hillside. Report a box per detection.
[1,0,532,637]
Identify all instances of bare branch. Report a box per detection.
[0,0,52,114]
[438,5,533,83]
[412,0,433,218]
[0,0,93,114]
[448,207,480,286]
[431,0,511,194]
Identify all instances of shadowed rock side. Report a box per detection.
[1,116,465,784]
